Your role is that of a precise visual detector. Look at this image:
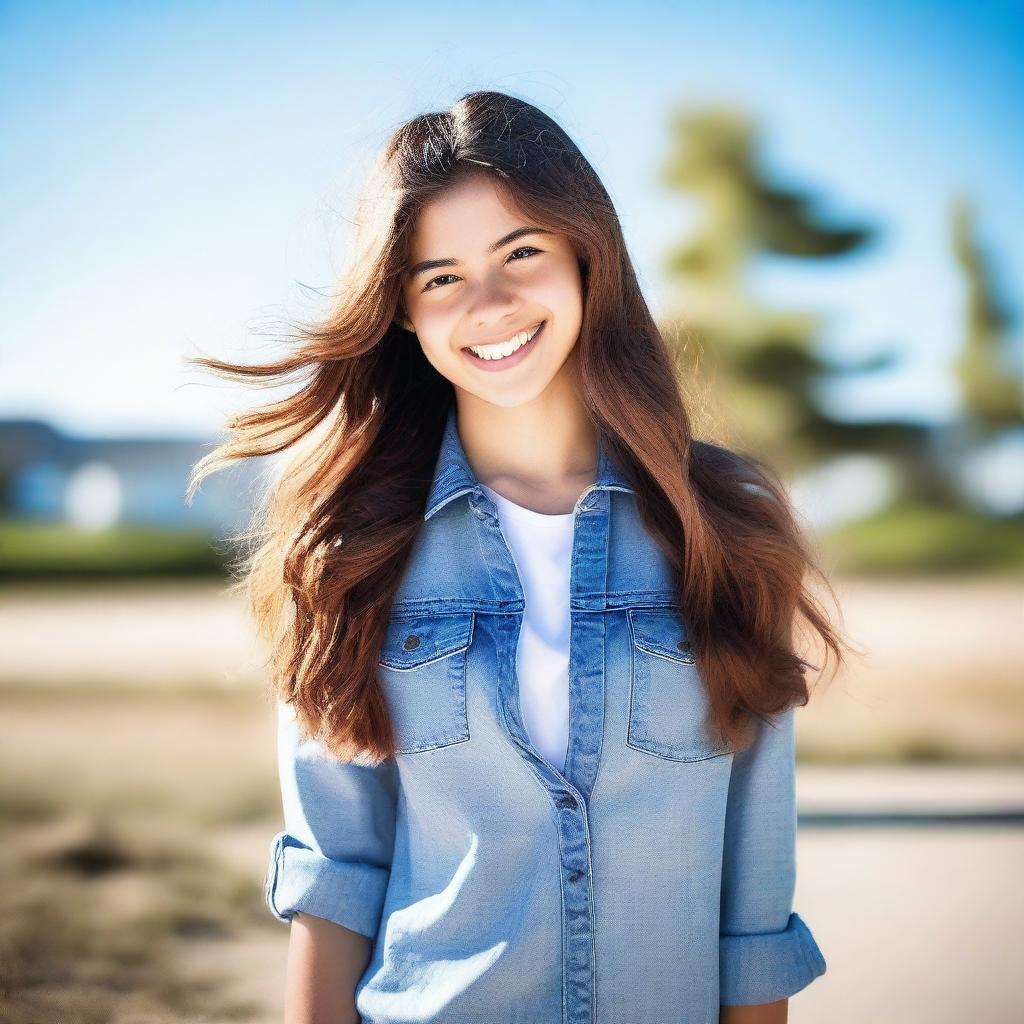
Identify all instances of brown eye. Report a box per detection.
[421,247,541,293]
[422,273,459,292]
[507,245,540,261]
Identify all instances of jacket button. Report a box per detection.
[676,640,690,652]
[403,634,421,651]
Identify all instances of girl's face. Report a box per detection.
[398,173,584,409]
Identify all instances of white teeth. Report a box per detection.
[468,322,542,360]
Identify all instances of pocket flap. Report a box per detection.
[627,608,694,663]
[379,612,475,670]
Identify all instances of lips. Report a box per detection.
[461,321,545,351]
[461,320,546,372]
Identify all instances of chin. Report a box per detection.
[459,379,551,410]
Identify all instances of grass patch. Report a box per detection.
[0,677,267,703]
[0,782,67,825]
[820,504,1024,575]
[798,735,1024,765]
[0,521,232,581]
[0,815,270,1023]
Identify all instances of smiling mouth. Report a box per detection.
[464,321,545,361]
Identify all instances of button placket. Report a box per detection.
[471,474,609,1024]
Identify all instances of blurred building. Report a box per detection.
[0,419,265,536]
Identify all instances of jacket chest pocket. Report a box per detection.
[626,607,731,762]
[377,612,474,754]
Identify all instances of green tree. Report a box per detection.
[950,193,1022,432]
[658,104,923,479]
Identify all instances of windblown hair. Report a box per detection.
[186,89,852,764]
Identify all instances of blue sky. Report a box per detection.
[1,0,1020,438]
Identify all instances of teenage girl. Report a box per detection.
[188,89,847,1024]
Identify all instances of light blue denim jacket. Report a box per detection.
[264,405,827,1023]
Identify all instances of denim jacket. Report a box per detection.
[264,405,827,1023]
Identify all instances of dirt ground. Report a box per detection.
[0,576,1021,1022]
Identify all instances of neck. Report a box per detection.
[453,388,597,516]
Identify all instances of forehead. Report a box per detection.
[409,174,524,252]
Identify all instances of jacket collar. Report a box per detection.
[425,404,635,521]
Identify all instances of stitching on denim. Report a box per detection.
[625,608,732,763]
[793,913,824,978]
[378,611,474,669]
[380,613,474,754]
[496,666,568,1023]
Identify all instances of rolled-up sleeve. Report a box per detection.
[264,700,399,939]
[719,704,827,1006]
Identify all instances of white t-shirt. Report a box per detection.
[480,483,574,774]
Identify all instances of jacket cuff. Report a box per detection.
[719,912,826,1006]
[264,831,391,940]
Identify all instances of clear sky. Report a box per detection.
[2,0,1021,438]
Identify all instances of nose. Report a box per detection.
[466,278,521,330]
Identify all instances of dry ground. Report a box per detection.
[0,576,1021,1022]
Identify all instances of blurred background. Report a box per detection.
[1,1,1021,1021]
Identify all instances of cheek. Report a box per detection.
[526,258,583,316]
[406,300,453,346]
[410,312,464,376]
[417,333,456,374]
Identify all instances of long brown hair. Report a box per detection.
[185,89,853,764]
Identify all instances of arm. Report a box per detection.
[285,911,372,1024]
[265,700,399,1024]
[720,997,788,1023]
[719,705,826,1009]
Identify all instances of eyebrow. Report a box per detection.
[407,226,553,280]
